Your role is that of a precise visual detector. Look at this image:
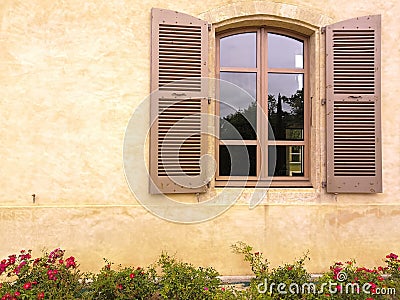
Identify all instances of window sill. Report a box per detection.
[214,178,313,188]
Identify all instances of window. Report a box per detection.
[216,28,310,187]
[149,8,382,194]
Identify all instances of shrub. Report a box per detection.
[0,248,83,300]
[317,259,396,299]
[84,259,157,300]
[1,246,399,299]
[232,242,312,299]
[155,253,221,300]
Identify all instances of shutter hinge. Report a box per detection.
[321,27,326,34]
[322,181,327,189]
[321,99,326,105]
[208,24,212,31]
[208,97,212,104]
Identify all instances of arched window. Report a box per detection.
[216,28,310,187]
[149,8,381,194]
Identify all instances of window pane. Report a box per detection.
[220,72,257,140]
[268,74,304,140]
[268,33,303,69]
[268,145,304,176]
[219,145,257,176]
[220,33,256,68]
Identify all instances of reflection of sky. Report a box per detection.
[219,72,256,118]
[220,33,256,68]
[268,33,303,69]
[219,33,304,116]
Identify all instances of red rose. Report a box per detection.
[14,291,20,297]
[23,282,32,290]
[65,257,76,269]
[130,273,135,279]
[386,253,398,260]
[37,292,44,300]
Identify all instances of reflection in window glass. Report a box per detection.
[220,72,257,140]
[220,33,257,68]
[268,146,304,176]
[268,33,303,69]
[268,74,304,140]
[219,145,257,176]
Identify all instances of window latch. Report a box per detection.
[321,99,326,105]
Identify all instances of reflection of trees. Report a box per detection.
[220,101,257,140]
[219,90,304,176]
[268,89,304,176]
[268,89,303,140]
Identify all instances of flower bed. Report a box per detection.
[0,243,399,299]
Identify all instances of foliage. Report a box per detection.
[0,248,83,300]
[0,246,399,300]
[231,242,269,279]
[83,259,157,300]
[232,242,312,299]
[317,259,396,299]
[155,253,221,300]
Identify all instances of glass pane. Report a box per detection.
[220,72,257,140]
[268,145,304,177]
[268,74,304,140]
[220,33,256,68]
[219,145,257,176]
[268,33,303,69]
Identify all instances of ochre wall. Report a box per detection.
[0,0,399,274]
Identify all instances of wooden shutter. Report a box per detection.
[326,15,382,193]
[149,8,209,194]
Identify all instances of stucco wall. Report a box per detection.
[0,0,399,274]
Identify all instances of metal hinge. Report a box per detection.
[208,97,212,104]
[321,99,326,105]
[322,181,327,188]
[208,24,212,31]
[321,27,326,34]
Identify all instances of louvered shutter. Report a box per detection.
[326,15,382,193]
[149,8,209,194]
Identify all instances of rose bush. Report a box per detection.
[0,246,399,299]
[0,248,83,300]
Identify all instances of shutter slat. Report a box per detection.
[150,8,208,194]
[326,15,382,193]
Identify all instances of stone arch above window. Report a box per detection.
[199,1,333,33]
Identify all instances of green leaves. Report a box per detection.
[156,253,221,300]
[1,247,399,299]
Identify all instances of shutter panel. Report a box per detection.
[150,8,209,194]
[326,15,382,193]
